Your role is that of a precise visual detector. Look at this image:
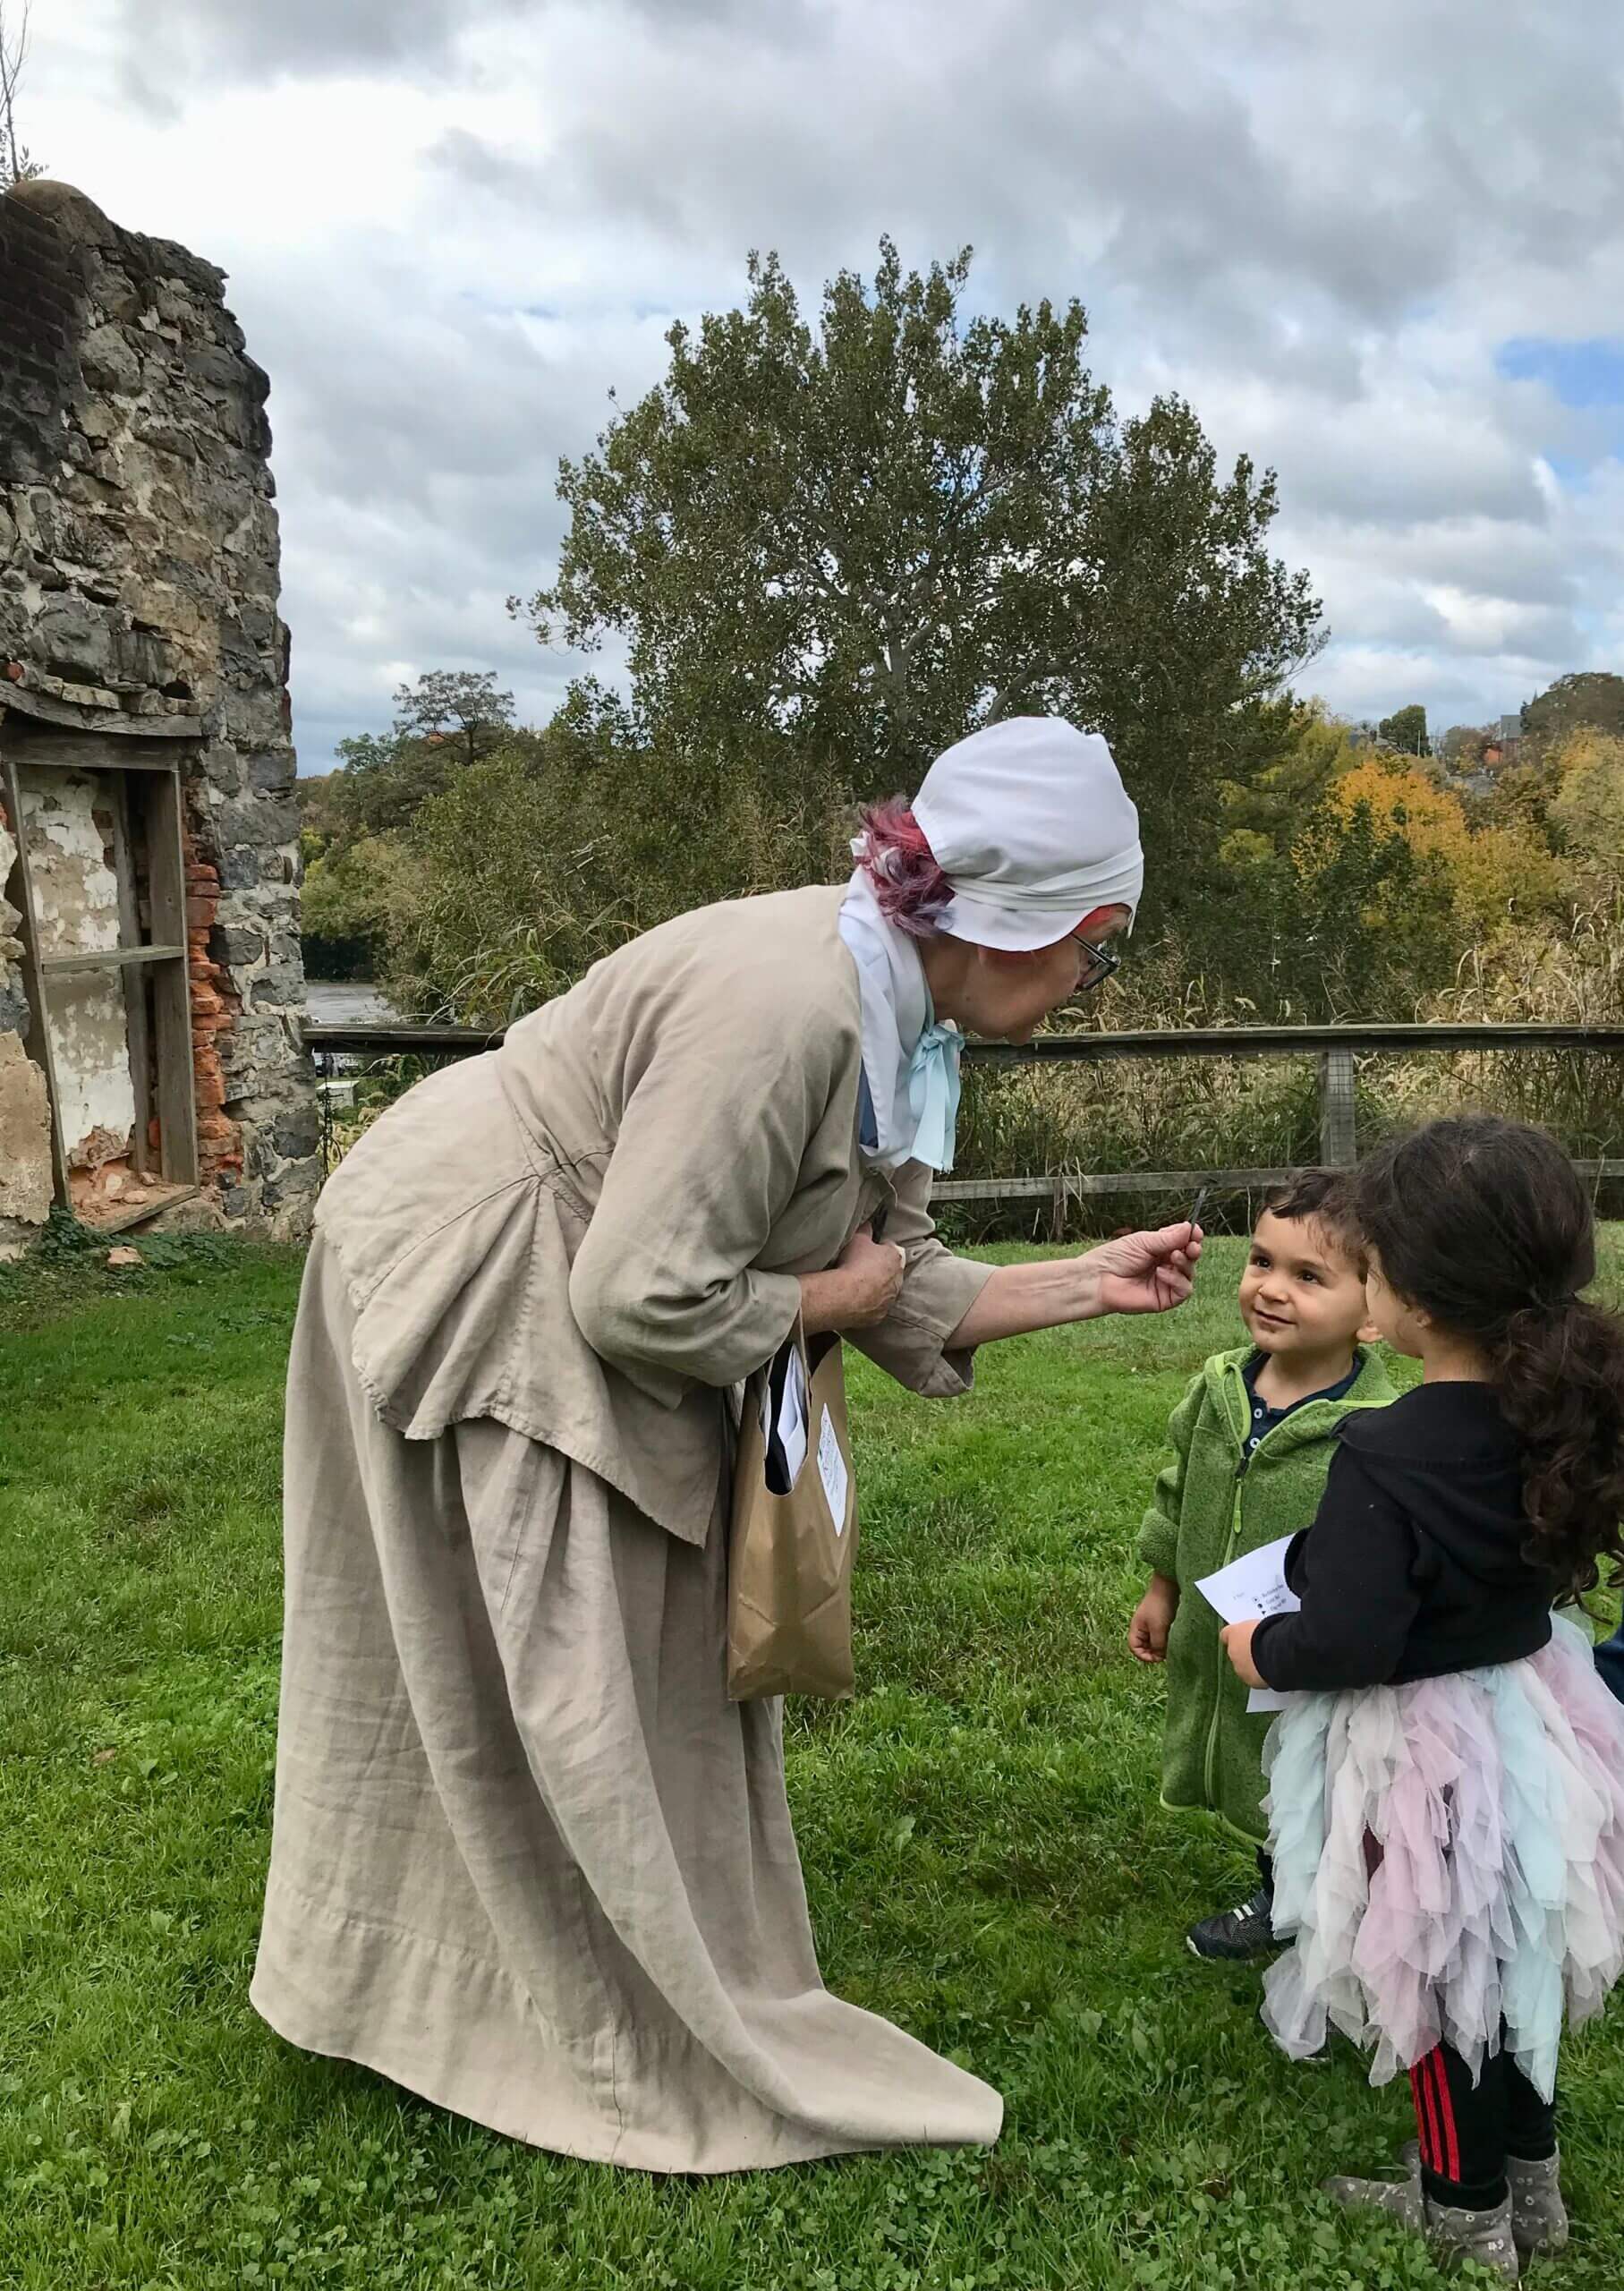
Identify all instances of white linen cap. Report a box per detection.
[912,715,1144,951]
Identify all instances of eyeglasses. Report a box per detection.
[1070,928,1122,992]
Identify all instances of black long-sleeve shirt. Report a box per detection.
[1252,1381,1559,1693]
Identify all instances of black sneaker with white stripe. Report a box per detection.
[1186,1884,1278,1962]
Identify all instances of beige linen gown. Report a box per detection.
[251,885,1003,2173]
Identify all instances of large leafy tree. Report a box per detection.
[296,669,525,979]
[1521,671,1624,760]
[1475,675,1624,851]
[517,241,1321,935]
[301,671,524,851]
[392,669,516,768]
[1378,703,1428,755]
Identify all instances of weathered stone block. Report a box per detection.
[217,1030,283,1083]
[249,963,303,1010]
[270,1104,320,1161]
[80,322,141,393]
[245,747,295,792]
[243,1129,277,1180]
[210,793,283,849]
[218,688,289,748]
[212,924,266,967]
[184,343,248,395]
[142,422,199,464]
[260,1156,323,1214]
[33,594,115,678]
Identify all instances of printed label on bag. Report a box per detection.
[817,1407,848,1535]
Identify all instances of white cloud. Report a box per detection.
[21,0,1624,764]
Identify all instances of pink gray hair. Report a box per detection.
[853,798,953,940]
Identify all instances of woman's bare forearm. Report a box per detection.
[946,1256,1104,1350]
[798,1267,854,1337]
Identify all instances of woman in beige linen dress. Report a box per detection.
[252,717,1200,2174]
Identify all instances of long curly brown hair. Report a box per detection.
[1354,1116,1624,1601]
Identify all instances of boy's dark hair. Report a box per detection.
[1354,1116,1624,1601]
[1262,1169,1365,1274]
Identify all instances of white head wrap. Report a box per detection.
[911,715,1144,950]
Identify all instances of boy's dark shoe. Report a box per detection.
[1186,1885,1277,1962]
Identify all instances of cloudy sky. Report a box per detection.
[21,0,1624,770]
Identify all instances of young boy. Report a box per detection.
[1131,1171,1394,1960]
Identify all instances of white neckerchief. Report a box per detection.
[837,872,963,1171]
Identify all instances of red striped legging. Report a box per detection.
[1409,2032,1557,2210]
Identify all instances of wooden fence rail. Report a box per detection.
[302,1020,1624,1061]
[303,1019,1624,1222]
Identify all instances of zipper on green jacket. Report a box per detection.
[1195,1358,1375,1813]
[1201,1466,1248,1812]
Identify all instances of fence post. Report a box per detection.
[1318,1050,1357,1167]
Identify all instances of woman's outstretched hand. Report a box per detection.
[945,1218,1203,1350]
[1082,1221,1203,1316]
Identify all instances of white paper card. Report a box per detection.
[817,1406,849,1535]
[1195,1534,1298,1714]
[775,1347,809,1486]
[1195,1534,1299,1625]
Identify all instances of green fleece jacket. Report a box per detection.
[1137,1343,1396,1845]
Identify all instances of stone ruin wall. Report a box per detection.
[0,179,319,1253]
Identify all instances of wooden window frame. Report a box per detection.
[1,725,200,1226]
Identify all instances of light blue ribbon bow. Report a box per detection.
[906,1018,964,1174]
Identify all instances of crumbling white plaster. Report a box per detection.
[17,767,135,1161]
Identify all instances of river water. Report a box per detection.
[304,981,397,1024]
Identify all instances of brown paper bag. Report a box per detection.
[727,1325,858,1701]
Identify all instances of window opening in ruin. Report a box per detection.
[1,728,200,1231]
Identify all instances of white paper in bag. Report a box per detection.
[817,1407,848,1534]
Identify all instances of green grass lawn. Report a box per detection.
[3,1234,1623,2290]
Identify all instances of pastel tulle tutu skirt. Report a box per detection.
[1262,1613,1624,2100]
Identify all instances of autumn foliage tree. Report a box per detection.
[1328,757,1562,938]
[1547,728,1624,900]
